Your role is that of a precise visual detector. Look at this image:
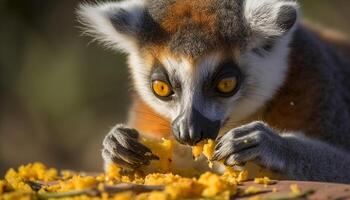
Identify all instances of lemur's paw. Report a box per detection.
[102,124,159,169]
[212,121,286,171]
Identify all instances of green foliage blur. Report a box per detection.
[0,0,349,175]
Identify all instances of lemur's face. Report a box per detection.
[138,50,243,145]
[78,0,299,145]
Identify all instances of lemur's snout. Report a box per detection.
[172,108,221,146]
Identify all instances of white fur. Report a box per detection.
[228,30,295,124]
[244,0,299,48]
[128,52,193,122]
[77,0,145,53]
[129,51,238,123]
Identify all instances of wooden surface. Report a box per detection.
[238,180,350,200]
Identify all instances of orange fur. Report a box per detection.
[160,0,218,39]
[127,94,172,138]
[263,59,323,137]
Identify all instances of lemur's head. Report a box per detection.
[78,0,299,145]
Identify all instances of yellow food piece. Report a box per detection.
[144,173,204,199]
[1,191,33,200]
[244,186,261,195]
[192,143,203,160]
[61,170,76,180]
[198,172,236,197]
[290,184,301,195]
[136,191,171,200]
[192,139,216,168]
[203,139,215,160]
[141,138,173,173]
[254,177,276,185]
[192,139,216,160]
[221,167,248,185]
[18,162,57,181]
[4,162,58,193]
[106,164,121,181]
[56,176,98,192]
[113,192,134,200]
[237,170,249,182]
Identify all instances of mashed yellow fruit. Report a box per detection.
[254,177,276,185]
[0,163,239,200]
[192,139,215,160]
[290,184,301,195]
[141,138,173,173]
[192,139,216,168]
[0,139,269,200]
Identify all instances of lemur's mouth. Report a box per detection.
[171,108,221,146]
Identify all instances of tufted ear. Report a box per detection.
[244,0,299,40]
[77,0,151,53]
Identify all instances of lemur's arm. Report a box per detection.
[213,121,350,184]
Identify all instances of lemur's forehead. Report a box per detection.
[158,0,216,34]
[142,46,240,73]
[145,0,248,57]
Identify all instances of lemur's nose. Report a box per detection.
[172,108,221,146]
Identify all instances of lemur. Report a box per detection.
[78,0,350,183]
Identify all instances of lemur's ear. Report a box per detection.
[77,0,149,53]
[244,0,299,39]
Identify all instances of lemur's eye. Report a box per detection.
[216,77,237,94]
[152,80,173,97]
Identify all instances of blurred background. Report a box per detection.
[1,0,350,175]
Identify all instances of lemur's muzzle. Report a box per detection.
[172,108,221,146]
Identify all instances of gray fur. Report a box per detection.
[213,121,350,183]
[276,5,297,31]
[146,0,248,56]
[289,27,350,151]
[102,124,158,169]
[86,0,298,57]
[108,7,165,45]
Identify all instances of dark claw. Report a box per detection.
[214,141,223,151]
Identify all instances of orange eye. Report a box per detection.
[152,80,172,97]
[217,77,237,94]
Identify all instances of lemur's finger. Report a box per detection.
[128,140,159,160]
[103,134,153,166]
[113,141,150,165]
[219,121,268,142]
[102,149,137,169]
[224,149,259,166]
[109,128,157,159]
[127,138,152,154]
[213,134,259,161]
[112,125,139,139]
